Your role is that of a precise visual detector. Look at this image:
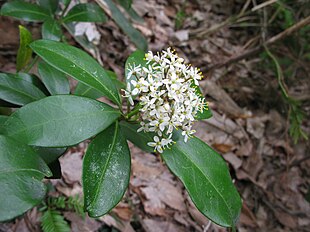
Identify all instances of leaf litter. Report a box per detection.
[0,0,309,231]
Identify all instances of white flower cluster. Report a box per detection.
[123,48,208,153]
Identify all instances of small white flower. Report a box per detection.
[123,83,134,105]
[127,64,141,79]
[123,47,208,152]
[147,136,163,153]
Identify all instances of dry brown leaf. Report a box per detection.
[141,185,167,216]
[64,212,102,232]
[112,204,133,221]
[223,152,242,170]
[99,214,135,232]
[212,143,234,153]
[274,210,297,229]
[59,151,83,184]
[142,218,186,232]
[239,202,258,227]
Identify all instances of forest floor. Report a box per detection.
[0,0,310,231]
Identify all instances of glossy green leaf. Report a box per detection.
[0,115,8,124]
[37,0,59,14]
[191,82,212,120]
[14,72,50,95]
[0,1,50,22]
[0,115,9,134]
[34,147,66,179]
[104,0,147,51]
[107,70,126,90]
[83,121,131,217]
[74,82,103,99]
[0,135,51,221]
[75,71,125,99]
[42,19,62,41]
[120,121,154,153]
[63,3,106,23]
[162,136,241,227]
[34,147,66,164]
[38,61,70,95]
[30,40,121,105]
[32,146,67,179]
[3,95,120,147]
[117,0,132,10]
[16,26,33,71]
[196,105,212,120]
[125,50,146,80]
[0,73,46,106]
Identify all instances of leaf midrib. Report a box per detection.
[0,82,44,102]
[63,10,90,22]
[90,122,118,208]
[6,8,49,18]
[174,145,234,224]
[0,168,47,176]
[32,43,119,104]
[6,110,119,137]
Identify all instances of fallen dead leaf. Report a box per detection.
[141,218,186,232]
[274,210,297,229]
[64,212,102,232]
[223,152,242,170]
[59,151,83,184]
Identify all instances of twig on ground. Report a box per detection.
[205,16,310,73]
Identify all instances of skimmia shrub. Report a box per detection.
[0,1,241,230]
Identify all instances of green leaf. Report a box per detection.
[41,209,70,232]
[0,115,8,123]
[0,73,46,106]
[34,147,66,179]
[162,136,241,227]
[75,71,125,99]
[107,70,126,90]
[0,1,50,22]
[83,121,131,217]
[125,50,146,80]
[14,72,50,96]
[0,135,51,221]
[38,61,70,95]
[37,0,59,14]
[63,3,106,23]
[74,82,103,99]
[117,0,132,10]
[0,115,9,134]
[30,40,121,105]
[195,102,212,120]
[42,19,62,41]
[104,0,147,51]
[120,121,154,153]
[3,95,120,147]
[34,147,66,164]
[16,25,33,71]
[191,82,212,120]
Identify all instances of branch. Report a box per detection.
[205,16,310,73]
